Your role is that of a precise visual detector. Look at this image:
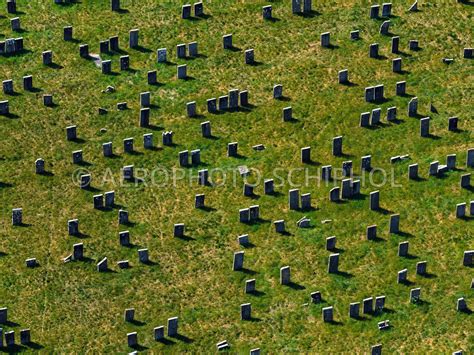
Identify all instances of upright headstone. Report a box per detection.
[328,253,339,273]
[233,251,244,271]
[408,97,418,117]
[129,29,139,48]
[280,266,291,285]
[321,32,330,47]
[420,117,430,137]
[389,214,400,234]
[391,36,399,53]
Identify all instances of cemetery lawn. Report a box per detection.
[0,0,473,352]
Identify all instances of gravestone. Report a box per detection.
[464,48,473,59]
[80,174,91,189]
[448,117,458,131]
[109,36,119,51]
[100,40,109,54]
[101,60,112,74]
[322,165,332,181]
[326,236,336,251]
[292,0,301,14]
[97,257,108,272]
[408,97,418,117]
[194,2,204,16]
[5,331,14,347]
[119,231,130,246]
[182,4,191,19]
[341,179,352,199]
[367,225,377,240]
[396,81,406,96]
[380,21,390,35]
[42,50,52,65]
[274,220,285,233]
[127,332,137,347]
[154,326,164,341]
[463,251,473,266]
[264,179,274,194]
[177,44,186,59]
[398,269,408,283]
[249,205,260,221]
[374,85,384,102]
[177,65,187,79]
[66,125,77,141]
[243,184,253,197]
[391,36,399,53]
[457,298,468,312]
[387,106,397,121]
[201,121,211,138]
[120,55,130,71]
[240,91,249,106]
[139,108,150,127]
[420,117,430,137]
[195,194,205,209]
[467,148,474,168]
[338,69,348,84]
[79,44,89,58]
[23,75,33,91]
[124,309,135,322]
[245,279,256,294]
[363,297,373,314]
[289,189,300,210]
[447,154,456,170]
[399,241,409,257]
[371,108,381,125]
[342,161,353,177]
[321,32,330,47]
[35,158,45,174]
[73,243,83,260]
[361,155,372,171]
[273,84,283,99]
[129,29,139,48]
[349,302,360,318]
[280,266,291,285]
[147,70,157,85]
[188,42,198,57]
[410,288,421,303]
[311,291,322,304]
[229,89,239,110]
[301,193,311,210]
[123,138,134,153]
[119,210,129,225]
[408,164,419,179]
[93,194,104,209]
[233,251,244,271]
[140,92,150,108]
[382,3,392,17]
[218,96,229,111]
[283,107,293,121]
[333,136,343,156]
[369,43,379,58]
[68,219,79,236]
[162,131,174,146]
[12,208,22,226]
[157,48,167,62]
[168,317,178,337]
[19,329,30,345]
[456,202,466,218]
[138,249,149,263]
[322,307,333,322]
[461,174,471,189]
[303,0,312,13]
[191,149,200,166]
[416,261,427,275]
[245,49,254,64]
[123,165,134,181]
[429,161,439,176]
[241,303,251,320]
[0,308,8,323]
[365,86,375,102]
[206,98,217,113]
[409,40,419,51]
[174,223,185,238]
[2,80,13,95]
[370,5,379,18]
[393,58,402,72]
[375,296,385,313]
[350,30,360,40]
[223,34,233,49]
[43,94,53,106]
[103,142,113,157]
[329,187,341,202]
[198,169,209,185]
[104,191,113,208]
[186,101,197,118]
[238,234,249,246]
[328,253,339,273]
[111,0,120,11]
[389,214,400,233]
[352,180,361,196]
[0,100,10,115]
[301,147,311,163]
[228,142,238,157]
[262,5,272,20]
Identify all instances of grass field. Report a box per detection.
[0,0,473,352]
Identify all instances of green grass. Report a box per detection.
[0,0,473,352]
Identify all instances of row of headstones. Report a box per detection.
[191,89,250,117]
[1,75,34,96]
[0,308,31,347]
[67,211,130,240]
[126,317,179,348]
[0,37,24,55]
